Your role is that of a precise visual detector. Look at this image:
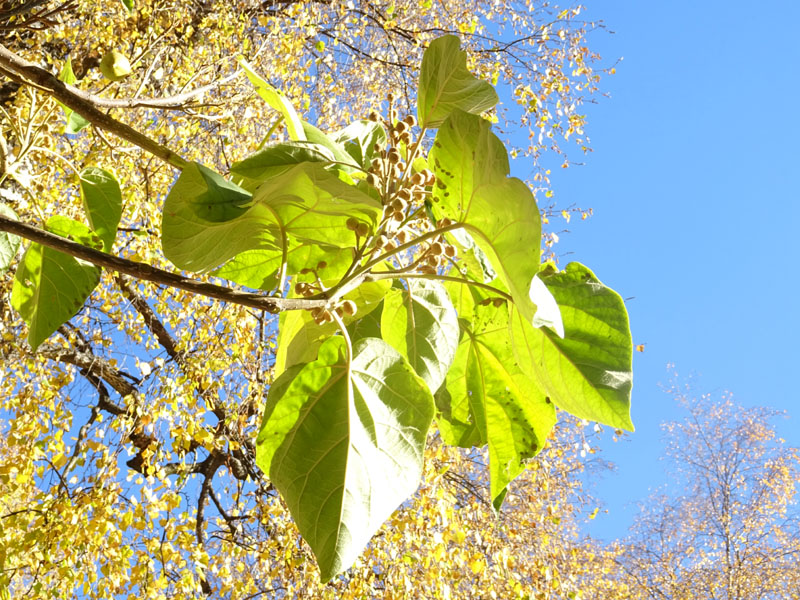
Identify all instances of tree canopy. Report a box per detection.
[0,1,629,597]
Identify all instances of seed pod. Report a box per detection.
[370,157,383,171]
[397,188,412,201]
[392,211,404,222]
[400,133,411,146]
[390,198,405,212]
[341,300,357,316]
[387,92,394,102]
[366,173,379,188]
[404,115,416,127]
[355,222,370,237]
[346,217,359,231]
[295,282,307,295]
[419,265,437,274]
[316,261,328,270]
[426,255,439,267]
[444,244,457,258]
[394,121,408,135]
[387,149,401,164]
[368,111,379,122]
[395,230,409,244]
[411,172,425,186]
[430,241,445,256]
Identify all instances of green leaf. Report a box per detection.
[120,0,134,11]
[302,121,360,170]
[162,162,381,273]
[380,278,459,393]
[333,120,387,169]
[238,58,306,141]
[230,142,336,192]
[274,278,391,376]
[417,35,499,129]
[58,58,89,134]
[256,336,434,581]
[437,299,555,509]
[430,110,544,327]
[79,167,122,251]
[11,216,102,350]
[0,204,20,273]
[510,262,634,431]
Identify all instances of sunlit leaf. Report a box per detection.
[437,299,555,508]
[430,110,543,326]
[417,35,499,128]
[161,162,381,272]
[256,336,434,581]
[238,58,306,141]
[11,216,102,350]
[230,142,336,192]
[510,263,633,430]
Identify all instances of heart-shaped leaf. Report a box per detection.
[161,162,381,273]
[510,262,634,430]
[256,336,434,581]
[417,35,499,129]
[11,216,102,350]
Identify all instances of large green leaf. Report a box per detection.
[230,142,336,193]
[510,262,634,430]
[161,162,381,272]
[380,278,459,393]
[58,57,90,134]
[437,299,555,509]
[238,58,306,141]
[417,35,499,129]
[333,120,387,169]
[0,204,20,273]
[79,167,122,251]
[430,110,545,327]
[11,216,102,350]
[256,336,434,581]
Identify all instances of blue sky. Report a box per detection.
[527,0,800,540]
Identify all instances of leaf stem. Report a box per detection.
[0,44,188,170]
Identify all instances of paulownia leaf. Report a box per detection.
[256,336,434,581]
[417,35,499,129]
[0,204,20,273]
[510,262,634,431]
[238,58,306,141]
[80,167,122,251]
[437,298,555,509]
[230,142,336,193]
[161,162,381,272]
[430,109,547,329]
[11,216,102,350]
[58,58,90,134]
[380,278,459,393]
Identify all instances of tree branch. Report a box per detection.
[0,215,327,313]
[0,43,187,169]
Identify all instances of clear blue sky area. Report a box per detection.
[525,0,800,540]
